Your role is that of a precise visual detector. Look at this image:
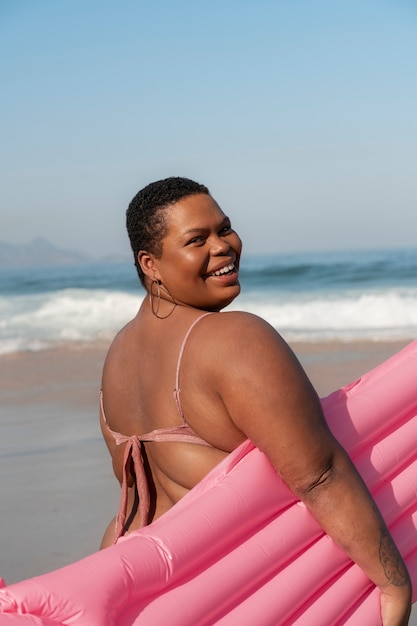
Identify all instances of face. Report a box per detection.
[145,194,242,311]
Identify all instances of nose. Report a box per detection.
[210,234,230,255]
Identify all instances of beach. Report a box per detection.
[0,343,117,584]
[0,338,410,582]
[1,338,416,623]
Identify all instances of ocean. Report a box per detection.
[1,247,416,354]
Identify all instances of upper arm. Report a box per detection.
[211,313,339,495]
[99,331,135,486]
[99,398,127,486]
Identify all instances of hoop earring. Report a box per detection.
[150,280,177,319]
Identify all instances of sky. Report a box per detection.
[1,0,416,258]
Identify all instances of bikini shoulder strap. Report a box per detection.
[173,312,213,419]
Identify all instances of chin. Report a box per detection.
[211,286,241,311]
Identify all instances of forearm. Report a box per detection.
[300,447,411,599]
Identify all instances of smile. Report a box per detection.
[210,263,236,277]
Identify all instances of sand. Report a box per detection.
[0,339,415,620]
[0,344,118,584]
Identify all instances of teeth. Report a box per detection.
[212,263,235,276]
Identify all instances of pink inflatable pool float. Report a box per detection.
[0,341,416,624]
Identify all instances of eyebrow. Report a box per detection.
[183,227,207,235]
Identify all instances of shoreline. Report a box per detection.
[291,338,410,395]
[0,337,411,399]
[0,338,413,586]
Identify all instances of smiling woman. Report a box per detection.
[137,193,242,313]
[97,177,411,624]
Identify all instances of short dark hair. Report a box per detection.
[126,177,210,287]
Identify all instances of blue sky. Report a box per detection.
[1,0,416,258]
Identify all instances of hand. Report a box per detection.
[380,586,412,626]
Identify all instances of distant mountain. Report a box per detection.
[0,237,92,267]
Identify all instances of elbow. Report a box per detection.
[306,462,335,493]
[288,458,336,502]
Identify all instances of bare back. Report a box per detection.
[100,304,247,542]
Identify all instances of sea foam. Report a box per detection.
[1,249,416,353]
[1,286,416,354]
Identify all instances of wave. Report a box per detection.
[1,286,416,354]
[229,288,417,342]
[0,289,138,355]
[240,248,417,292]
[2,247,417,297]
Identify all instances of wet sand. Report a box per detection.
[0,339,415,619]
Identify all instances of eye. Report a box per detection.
[186,235,206,245]
[220,224,234,235]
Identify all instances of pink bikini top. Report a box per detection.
[100,313,213,542]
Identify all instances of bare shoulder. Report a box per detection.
[102,320,136,380]
[198,310,279,338]
[187,309,312,407]
[194,310,295,365]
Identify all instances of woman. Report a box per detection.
[100,177,411,625]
